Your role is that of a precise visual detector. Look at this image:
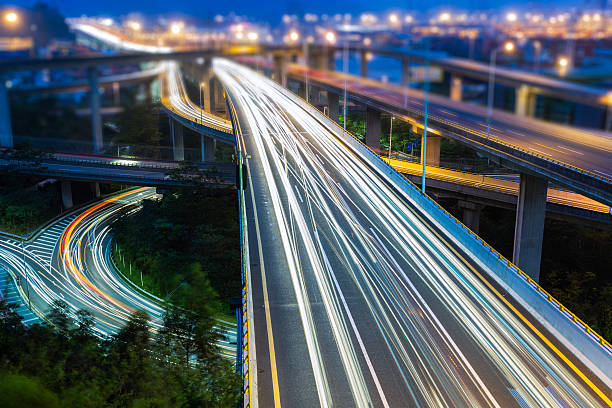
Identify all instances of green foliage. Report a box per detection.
[0,299,241,407]
[114,102,163,158]
[111,184,240,315]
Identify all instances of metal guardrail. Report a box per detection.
[291,86,612,359]
[226,94,253,407]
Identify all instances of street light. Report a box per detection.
[4,11,18,24]
[486,41,515,138]
[165,281,187,316]
[388,116,394,161]
[325,31,336,44]
[506,12,518,22]
[289,30,299,42]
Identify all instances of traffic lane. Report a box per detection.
[223,61,607,407]
[302,70,612,175]
[300,115,608,406]
[235,105,322,406]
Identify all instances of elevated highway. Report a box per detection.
[216,59,611,407]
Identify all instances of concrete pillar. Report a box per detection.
[170,119,184,161]
[0,77,13,148]
[202,58,213,113]
[450,74,463,102]
[87,67,103,154]
[313,53,329,71]
[112,82,120,106]
[328,91,340,123]
[297,81,306,99]
[91,182,101,198]
[201,135,216,162]
[310,86,322,105]
[401,58,411,87]
[366,106,381,150]
[422,134,441,167]
[61,181,73,209]
[273,55,288,87]
[513,173,548,282]
[458,201,483,233]
[515,84,535,117]
[360,51,368,78]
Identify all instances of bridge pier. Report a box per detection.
[210,78,225,114]
[61,180,73,209]
[91,182,101,198]
[450,74,463,102]
[401,58,411,88]
[515,84,536,117]
[170,119,184,161]
[201,58,213,113]
[273,54,289,87]
[112,81,120,105]
[422,134,441,167]
[201,134,216,162]
[328,91,340,123]
[366,106,381,150]
[513,173,548,282]
[0,76,13,148]
[360,51,368,78]
[458,200,483,233]
[87,67,104,154]
[312,52,329,71]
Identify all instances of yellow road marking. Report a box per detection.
[241,126,282,407]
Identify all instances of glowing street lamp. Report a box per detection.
[4,11,18,24]
[128,21,141,31]
[486,41,515,137]
[388,13,399,26]
[325,31,336,44]
[170,23,181,35]
[506,12,518,22]
[557,56,569,68]
[289,30,299,42]
[439,12,451,23]
[247,31,258,41]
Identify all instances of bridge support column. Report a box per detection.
[313,53,329,71]
[360,51,368,78]
[366,106,381,150]
[515,85,535,117]
[328,91,340,123]
[170,119,184,161]
[458,200,483,233]
[401,58,411,87]
[201,134,216,162]
[513,173,548,282]
[0,76,13,148]
[273,55,288,87]
[422,134,441,167]
[87,67,104,154]
[450,74,463,102]
[91,182,101,198]
[112,81,120,105]
[61,181,73,209]
[201,58,213,112]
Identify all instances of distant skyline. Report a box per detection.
[6,0,600,22]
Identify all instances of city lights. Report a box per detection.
[325,30,336,44]
[558,56,569,67]
[170,22,182,34]
[388,13,399,25]
[504,41,515,52]
[4,11,18,23]
[439,12,451,22]
[247,31,259,41]
[289,30,299,42]
[506,12,517,22]
[127,20,141,31]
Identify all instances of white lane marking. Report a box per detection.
[556,145,584,155]
[294,185,304,203]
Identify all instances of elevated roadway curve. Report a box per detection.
[0,188,236,357]
[215,58,611,407]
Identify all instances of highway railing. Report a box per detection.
[226,95,254,408]
[290,87,612,384]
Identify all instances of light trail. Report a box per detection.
[212,58,611,407]
[0,188,236,357]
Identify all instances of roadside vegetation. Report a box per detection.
[110,167,241,318]
[0,299,241,407]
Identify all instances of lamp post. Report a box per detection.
[388,116,394,162]
[165,281,186,316]
[486,41,515,138]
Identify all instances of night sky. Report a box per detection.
[7,0,565,21]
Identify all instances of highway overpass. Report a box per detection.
[216,59,611,407]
